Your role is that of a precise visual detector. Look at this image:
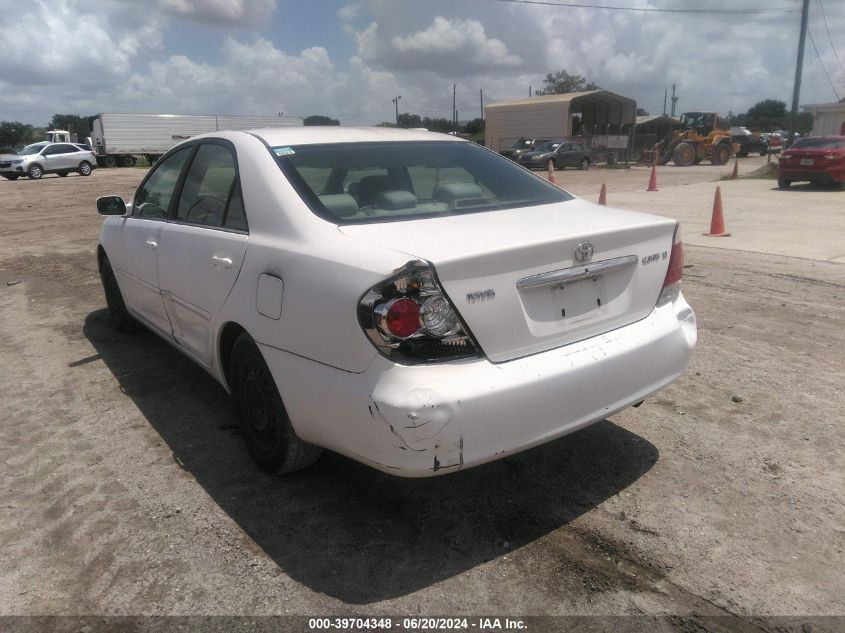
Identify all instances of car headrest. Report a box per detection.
[318,194,359,218]
[374,190,417,210]
[432,182,485,203]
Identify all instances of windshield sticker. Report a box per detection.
[273,146,295,156]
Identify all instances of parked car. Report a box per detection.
[96,127,696,477]
[731,128,768,157]
[0,141,96,180]
[778,136,845,189]
[517,140,592,170]
[499,137,550,161]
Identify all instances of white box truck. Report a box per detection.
[90,113,304,167]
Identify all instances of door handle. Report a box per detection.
[211,255,233,269]
[145,240,157,250]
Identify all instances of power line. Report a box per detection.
[818,0,845,78]
[494,0,797,14]
[808,29,841,100]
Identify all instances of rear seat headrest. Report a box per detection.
[433,182,484,203]
[318,193,359,218]
[374,190,417,210]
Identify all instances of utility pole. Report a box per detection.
[663,89,668,116]
[787,0,810,149]
[480,88,484,120]
[529,85,532,98]
[453,84,457,130]
[670,84,678,117]
[392,95,401,126]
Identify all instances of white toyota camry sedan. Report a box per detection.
[96,127,696,477]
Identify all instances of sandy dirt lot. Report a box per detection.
[0,163,843,627]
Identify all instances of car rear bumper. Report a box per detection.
[259,293,697,477]
[779,167,845,183]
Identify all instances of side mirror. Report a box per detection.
[97,195,127,216]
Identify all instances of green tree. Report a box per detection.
[537,70,600,95]
[744,99,788,131]
[48,114,90,139]
[396,113,423,128]
[464,118,485,136]
[303,115,340,126]
[0,121,38,147]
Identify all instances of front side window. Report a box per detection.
[20,143,47,156]
[134,147,192,219]
[176,143,238,227]
[275,141,572,224]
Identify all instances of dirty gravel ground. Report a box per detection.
[0,168,843,624]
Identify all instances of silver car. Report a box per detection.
[0,141,96,180]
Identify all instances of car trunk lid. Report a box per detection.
[340,199,678,362]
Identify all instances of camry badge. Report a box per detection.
[574,242,594,263]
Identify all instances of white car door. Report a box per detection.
[156,141,248,366]
[115,146,194,336]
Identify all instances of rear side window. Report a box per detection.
[792,138,845,150]
[174,143,247,231]
[274,141,572,224]
[134,148,192,219]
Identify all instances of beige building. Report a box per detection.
[805,99,845,135]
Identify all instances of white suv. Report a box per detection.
[0,141,96,180]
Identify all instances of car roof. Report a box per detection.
[248,126,465,147]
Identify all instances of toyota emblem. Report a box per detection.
[574,242,594,263]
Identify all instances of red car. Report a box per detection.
[778,136,845,189]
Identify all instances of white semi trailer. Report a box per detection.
[90,113,304,167]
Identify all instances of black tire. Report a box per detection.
[27,164,43,179]
[102,155,116,168]
[711,142,731,166]
[120,155,137,168]
[778,177,791,189]
[78,161,92,176]
[580,157,590,170]
[57,171,68,177]
[1,174,19,180]
[230,333,322,474]
[672,142,696,166]
[99,255,136,332]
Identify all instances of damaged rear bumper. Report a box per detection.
[258,294,696,477]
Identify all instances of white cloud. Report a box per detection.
[155,0,277,28]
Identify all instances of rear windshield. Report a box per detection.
[273,141,572,223]
[792,137,845,149]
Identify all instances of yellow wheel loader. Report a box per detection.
[644,112,737,166]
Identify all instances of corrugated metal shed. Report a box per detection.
[803,101,845,136]
[484,90,637,151]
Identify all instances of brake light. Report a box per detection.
[657,224,684,306]
[359,261,480,362]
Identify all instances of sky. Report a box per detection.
[0,0,843,128]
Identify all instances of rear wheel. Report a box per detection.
[778,177,791,189]
[711,142,731,166]
[230,333,322,474]
[580,157,590,170]
[78,161,92,176]
[119,155,136,167]
[99,255,136,332]
[102,155,116,168]
[27,164,43,179]
[672,142,696,166]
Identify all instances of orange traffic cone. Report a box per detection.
[731,160,739,180]
[704,186,731,237]
[646,166,658,191]
[598,183,607,205]
[547,159,556,184]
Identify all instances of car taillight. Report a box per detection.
[657,224,684,306]
[359,261,480,363]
